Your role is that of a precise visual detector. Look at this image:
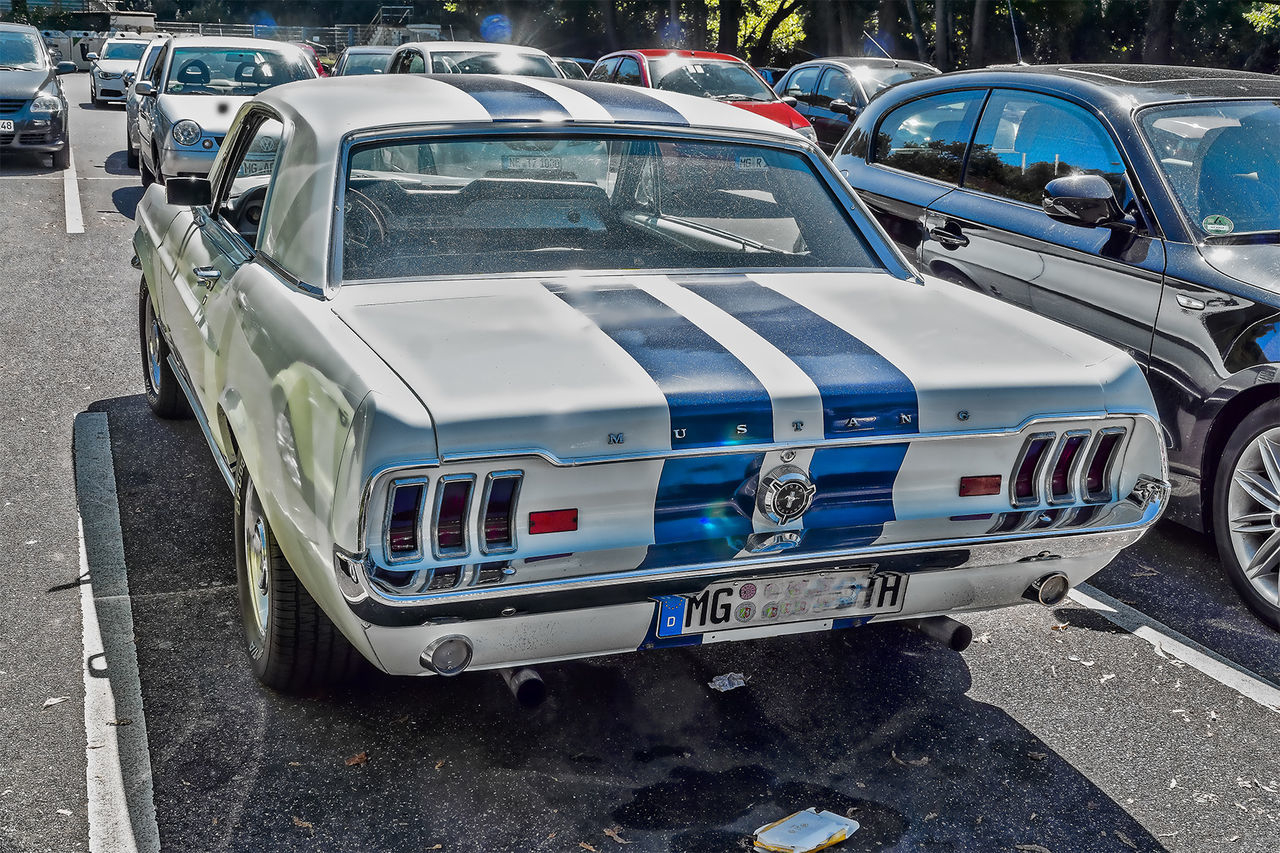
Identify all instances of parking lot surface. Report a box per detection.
[1,74,1278,853]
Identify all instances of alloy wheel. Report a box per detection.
[1227,426,1280,606]
[242,484,272,639]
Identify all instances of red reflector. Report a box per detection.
[529,509,578,534]
[959,475,1002,497]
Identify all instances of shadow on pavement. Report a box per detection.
[112,185,145,221]
[0,152,59,175]
[104,149,137,177]
[89,393,1172,853]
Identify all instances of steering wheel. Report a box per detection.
[226,184,269,239]
[343,188,388,253]
[176,59,210,85]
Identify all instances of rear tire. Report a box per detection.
[1213,403,1280,631]
[52,145,69,170]
[140,155,154,187]
[126,134,138,169]
[236,467,365,693]
[138,278,188,419]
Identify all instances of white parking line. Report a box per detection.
[63,146,84,234]
[1071,583,1280,714]
[74,413,161,853]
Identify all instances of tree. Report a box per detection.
[1143,0,1180,64]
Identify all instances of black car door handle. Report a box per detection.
[929,227,969,249]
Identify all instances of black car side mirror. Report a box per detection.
[134,80,155,97]
[829,99,858,118]
[1042,174,1123,227]
[167,177,212,207]
[55,61,77,75]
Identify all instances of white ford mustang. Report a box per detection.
[132,74,1169,692]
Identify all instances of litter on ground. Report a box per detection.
[708,672,748,692]
[752,807,860,852]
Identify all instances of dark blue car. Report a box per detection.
[835,64,1280,629]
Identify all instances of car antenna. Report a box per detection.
[862,30,899,67]
[1007,0,1026,65]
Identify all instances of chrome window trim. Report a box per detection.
[1046,429,1092,506]
[383,475,428,564]
[431,473,476,560]
[478,470,523,556]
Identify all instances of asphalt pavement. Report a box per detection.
[0,73,1278,853]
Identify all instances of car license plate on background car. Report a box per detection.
[236,158,272,178]
[502,155,562,171]
[0,120,13,132]
[654,569,908,638]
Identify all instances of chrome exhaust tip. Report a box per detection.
[420,635,473,676]
[500,667,546,708]
[1024,572,1071,607]
[903,615,973,652]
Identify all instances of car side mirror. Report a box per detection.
[134,80,155,96]
[829,99,858,118]
[780,95,798,107]
[123,71,136,86]
[87,52,99,61]
[55,61,76,75]
[1042,174,1123,227]
[167,176,212,207]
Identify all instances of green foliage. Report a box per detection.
[1245,3,1280,32]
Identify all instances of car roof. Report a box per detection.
[0,22,39,34]
[396,41,553,56]
[907,63,1280,107]
[344,45,395,53]
[164,36,306,52]
[617,49,746,63]
[800,56,938,72]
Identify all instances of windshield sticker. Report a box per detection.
[1202,214,1234,235]
[736,156,768,172]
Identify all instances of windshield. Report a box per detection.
[854,66,936,97]
[102,41,147,61]
[0,30,46,70]
[1140,100,1280,237]
[648,58,775,101]
[164,47,313,95]
[340,134,879,281]
[429,50,560,77]
[341,52,390,75]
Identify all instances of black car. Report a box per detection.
[834,64,1280,628]
[332,44,394,76]
[0,22,76,168]
[774,56,937,152]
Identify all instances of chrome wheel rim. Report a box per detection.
[243,488,271,638]
[1227,426,1280,607]
[144,301,162,392]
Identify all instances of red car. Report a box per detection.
[590,49,815,142]
[294,42,328,77]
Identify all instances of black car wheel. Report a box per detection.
[235,465,364,692]
[52,144,69,170]
[138,278,188,419]
[140,153,154,187]
[126,132,138,169]
[1214,403,1280,630]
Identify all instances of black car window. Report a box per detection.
[815,69,853,107]
[873,90,984,184]
[615,57,642,86]
[149,44,168,84]
[782,65,820,100]
[589,56,619,82]
[965,89,1126,205]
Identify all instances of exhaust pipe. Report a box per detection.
[500,667,547,708]
[1023,572,1071,607]
[903,615,973,651]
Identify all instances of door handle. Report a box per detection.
[929,227,969,249]
[193,266,221,289]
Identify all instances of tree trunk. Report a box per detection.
[934,0,950,70]
[718,0,743,55]
[1142,0,1179,64]
[689,0,709,50]
[597,0,619,52]
[971,0,988,68]
[905,0,929,62]
[749,0,802,64]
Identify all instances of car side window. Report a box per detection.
[872,90,984,184]
[589,57,619,82]
[965,89,1127,205]
[141,45,161,79]
[406,50,426,74]
[615,57,642,86]
[815,69,853,107]
[148,44,168,84]
[783,65,820,101]
[213,114,284,248]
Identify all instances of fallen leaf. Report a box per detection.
[1049,623,1069,631]
[891,748,930,767]
[345,752,368,767]
[42,697,71,709]
[291,816,313,830]
[1115,830,1137,849]
[603,826,631,844]
[1014,845,1051,853]
[580,843,599,852]
[57,809,72,816]
[974,632,991,644]
[1169,778,1178,789]
[434,759,445,771]
[1028,752,1047,761]
[1100,673,1116,683]
[923,812,937,821]
[427,846,442,850]
[287,762,301,767]
[107,718,131,727]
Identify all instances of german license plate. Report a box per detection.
[0,120,13,132]
[654,569,907,638]
[502,155,562,171]
[236,158,272,178]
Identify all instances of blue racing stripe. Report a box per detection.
[791,443,908,553]
[676,275,919,439]
[570,81,691,126]
[447,76,573,122]
[546,283,773,448]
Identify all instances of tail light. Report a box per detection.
[1084,428,1126,502]
[385,478,426,561]
[432,475,475,559]
[1048,431,1089,503]
[480,471,522,554]
[1012,433,1055,506]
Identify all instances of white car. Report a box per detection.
[123,36,166,169]
[132,75,1169,693]
[386,40,564,77]
[88,34,150,105]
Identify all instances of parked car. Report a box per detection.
[124,37,166,169]
[0,22,76,169]
[132,74,1167,691]
[834,64,1280,628]
[293,41,328,77]
[387,40,563,77]
[590,49,814,141]
[133,36,316,185]
[332,44,394,76]
[87,34,150,105]
[554,56,590,80]
[773,56,938,152]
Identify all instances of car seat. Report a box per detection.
[1197,122,1280,234]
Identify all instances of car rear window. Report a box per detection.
[339,134,882,281]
